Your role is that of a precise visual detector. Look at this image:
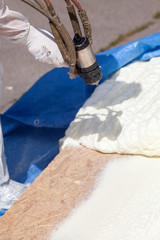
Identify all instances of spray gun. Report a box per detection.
[19,0,102,85]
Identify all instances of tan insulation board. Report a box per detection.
[0,146,122,240]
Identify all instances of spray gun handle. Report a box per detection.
[73,34,102,85]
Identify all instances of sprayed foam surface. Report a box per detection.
[61,57,160,156]
[49,155,160,240]
[51,58,160,239]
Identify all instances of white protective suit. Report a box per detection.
[0,0,66,209]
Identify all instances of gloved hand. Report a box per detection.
[0,0,67,68]
[24,26,67,68]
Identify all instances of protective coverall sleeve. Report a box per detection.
[0,0,30,41]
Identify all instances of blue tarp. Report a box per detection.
[1,32,160,216]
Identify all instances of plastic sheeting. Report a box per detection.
[1,32,160,216]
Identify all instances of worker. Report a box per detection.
[0,0,66,210]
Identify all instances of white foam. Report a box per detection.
[49,155,160,240]
[61,57,160,156]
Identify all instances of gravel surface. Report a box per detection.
[1,0,160,111]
